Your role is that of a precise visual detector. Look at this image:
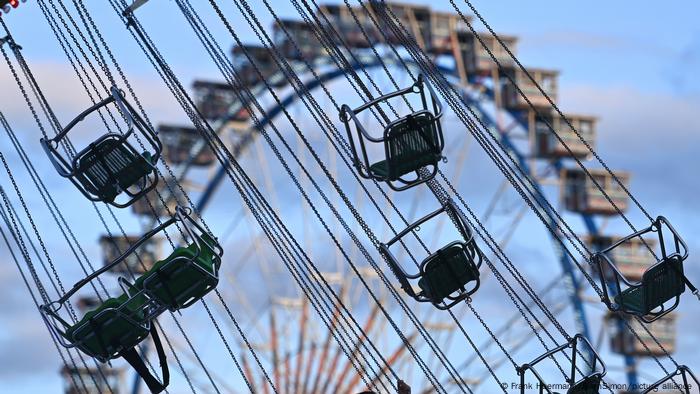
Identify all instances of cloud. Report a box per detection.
[0,250,62,380]
[521,30,700,97]
[0,60,186,139]
[665,33,700,96]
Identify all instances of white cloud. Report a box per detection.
[0,249,62,380]
[0,60,186,140]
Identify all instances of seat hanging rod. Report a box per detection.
[125,0,151,15]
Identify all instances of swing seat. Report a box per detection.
[135,234,220,311]
[614,254,685,315]
[370,112,441,181]
[567,374,602,394]
[64,293,150,360]
[518,334,605,394]
[418,243,479,303]
[74,136,155,203]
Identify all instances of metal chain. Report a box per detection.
[2,114,111,300]
[208,1,465,390]
[458,0,654,223]
[180,2,397,388]
[299,1,529,389]
[311,0,569,381]
[113,3,373,391]
[0,184,113,394]
[0,208,92,394]
[371,0,677,377]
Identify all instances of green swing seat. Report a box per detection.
[369,112,441,181]
[613,255,685,315]
[135,234,220,311]
[64,292,150,361]
[75,137,155,203]
[418,243,479,303]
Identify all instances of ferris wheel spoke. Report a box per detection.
[470,301,569,392]
[332,303,382,393]
[361,331,419,394]
[310,284,347,394]
[167,333,239,393]
[442,277,567,390]
[292,299,310,393]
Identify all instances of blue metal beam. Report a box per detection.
[463,74,638,387]
[193,56,639,388]
[194,60,381,213]
[465,84,639,388]
[196,56,592,337]
[462,99,593,343]
[581,209,639,389]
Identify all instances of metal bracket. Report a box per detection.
[0,35,21,50]
[123,0,150,16]
[693,289,700,301]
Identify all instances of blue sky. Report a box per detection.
[0,1,699,393]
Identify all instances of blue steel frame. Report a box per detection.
[462,75,639,388]
[190,58,639,389]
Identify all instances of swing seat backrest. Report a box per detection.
[567,374,602,394]
[418,243,478,303]
[74,136,154,202]
[64,293,150,361]
[614,254,685,315]
[642,254,685,311]
[135,234,220,311]
[372,111,441,181]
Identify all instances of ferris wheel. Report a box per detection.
[0,1,697,394]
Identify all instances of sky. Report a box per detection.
[0,0,699,393]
